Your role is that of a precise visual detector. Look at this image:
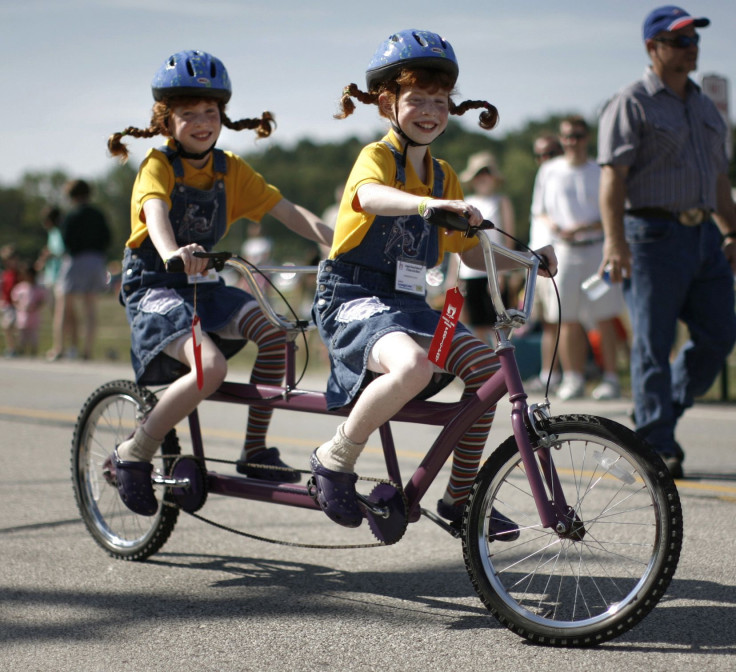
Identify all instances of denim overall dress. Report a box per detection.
[313,143,469,410]
[120,147,251,385]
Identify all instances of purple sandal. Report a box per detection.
[113,450,158,516]
[236,447,301,483]
[437,499,520,541]
[309,451,363,528]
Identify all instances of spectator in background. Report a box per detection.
[1,244,20,357]
[47,179,111,361]
[35,205,65,331]
[533,134,563,165]
[526,133,564,393]
[532,115,624,401]
[452,151,516,344]
[241,220,275,296]
[598,5,736,478]
[11,262,46,357]
[36,206,65,292]
[320,184,345,258]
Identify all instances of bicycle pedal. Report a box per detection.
[420,507,461,538]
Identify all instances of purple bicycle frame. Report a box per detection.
[186,339,570,530]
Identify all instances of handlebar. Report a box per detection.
[165,250,316,335]
[163,209,542,336]
[164,251,233,274]
[423,206,539,331]
[421,206,495,233]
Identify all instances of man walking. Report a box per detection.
[598,6,736,477]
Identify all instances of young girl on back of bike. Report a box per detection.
[107,50,332,516]
[309,29,557,531]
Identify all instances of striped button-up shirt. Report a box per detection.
[597,67,728,213]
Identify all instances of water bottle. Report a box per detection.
[581,269,611,301]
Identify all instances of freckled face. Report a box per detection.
[168,100,222,155]
[394,86,450,145]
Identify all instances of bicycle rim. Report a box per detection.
[463,415,682,647]
[70,380,180,561]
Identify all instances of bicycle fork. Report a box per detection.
[511,399,577,535]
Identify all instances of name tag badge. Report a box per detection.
[395,259,426,296]
[187,268,219,284]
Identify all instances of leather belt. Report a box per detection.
[627,207,711,226]
[563,237,605,247]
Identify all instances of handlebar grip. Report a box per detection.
[422,207,495,233]
[165,256,185,273]
[422,207,470,231]
[164,251,232,273]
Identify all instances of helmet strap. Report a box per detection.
[172,139,217,161]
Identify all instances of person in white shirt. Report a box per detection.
[531,116,624,400]
[453,151,516,343]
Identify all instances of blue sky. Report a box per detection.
[2,0,735,186]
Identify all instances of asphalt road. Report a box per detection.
[1,357,735,671]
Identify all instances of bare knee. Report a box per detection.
[391,350,434,395]
[199,349,228,394]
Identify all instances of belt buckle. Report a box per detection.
[678,208,706,226]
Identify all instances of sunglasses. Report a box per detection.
[561,132,587,140]
[653,33,700,49]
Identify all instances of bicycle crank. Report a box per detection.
[361,483,408,545]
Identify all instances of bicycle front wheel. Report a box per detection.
[463,414,682,647]
[70,380,180,561]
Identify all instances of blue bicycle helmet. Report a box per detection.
[365,29,458,90]
[151,50,232,103]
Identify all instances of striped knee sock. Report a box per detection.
[238,309,286,459]
[442,332,500,505]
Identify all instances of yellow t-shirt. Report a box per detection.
[126,142,283,248]
[329,130,478,267]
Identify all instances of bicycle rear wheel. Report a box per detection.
[70,380,180,561]
[463,414,682,647]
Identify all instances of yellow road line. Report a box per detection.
[4,405,735,496]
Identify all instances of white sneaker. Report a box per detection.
[525,376,557,394]
[592,379,621,401]
[557,377,585,401]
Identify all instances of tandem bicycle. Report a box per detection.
[70,209,682,647]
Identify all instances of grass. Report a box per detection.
[5,289,330,376]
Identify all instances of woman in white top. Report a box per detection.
[454,151,515,342]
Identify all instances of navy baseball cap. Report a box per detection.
[643,6,710,41]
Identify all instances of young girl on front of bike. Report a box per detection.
[310,29,557,532]
[107,50,333,516]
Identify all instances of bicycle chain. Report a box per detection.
[179,457,407,550]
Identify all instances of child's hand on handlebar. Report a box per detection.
[534,245,558,278]
[166,244,209,275]
[430,200,483,231]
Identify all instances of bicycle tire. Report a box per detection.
[463,414,682,647]
[70,380,180,561]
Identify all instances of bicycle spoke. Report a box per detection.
[463,415,681,645]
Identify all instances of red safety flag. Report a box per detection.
[428,288,464,368]
[192,314,203,390]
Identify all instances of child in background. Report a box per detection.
[106,50,332,516]
[11,263,47,356]
[310,29,557,531]
[1,245,20,358]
